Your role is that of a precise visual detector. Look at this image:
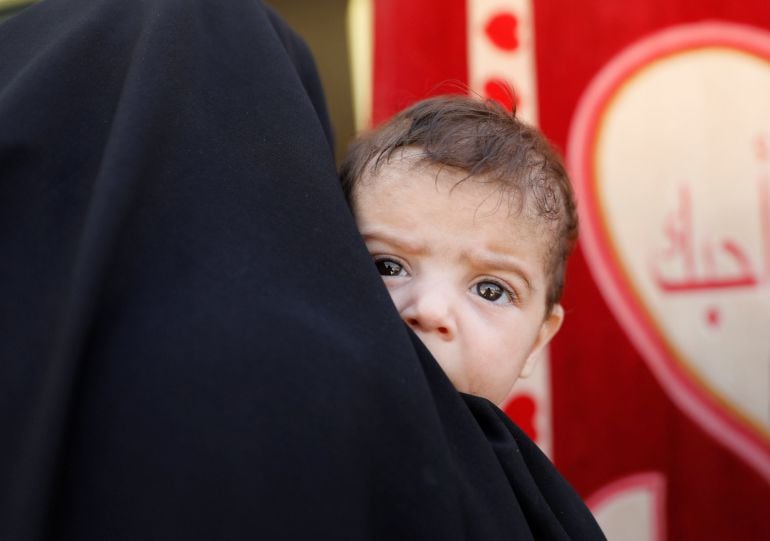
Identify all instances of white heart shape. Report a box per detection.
[568,21,770,481]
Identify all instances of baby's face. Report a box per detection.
[352,153,563,405]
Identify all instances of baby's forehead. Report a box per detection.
[355,153,558,266]
[361,147,435,179]
[359,151,550,224]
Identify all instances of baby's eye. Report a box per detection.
[375,258,407,277]
[474,281,515,305]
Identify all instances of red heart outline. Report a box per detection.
[567,21,770,482]
[586,472,667,540]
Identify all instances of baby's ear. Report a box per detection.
[519,304,564,379]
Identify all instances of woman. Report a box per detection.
[0,0,603,538]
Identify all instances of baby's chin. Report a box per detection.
[416,335,509,404]
[441,360,512,405]
[421,345,464,387]
[432,354,499,403]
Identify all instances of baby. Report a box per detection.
[340,95,576,405]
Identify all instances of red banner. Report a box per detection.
[370,1,770,538]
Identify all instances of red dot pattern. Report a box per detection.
[504,393,538,442]
[705,307,721,328]
[485,13,519,51]
[481,11,522,112]
[484,79,519,111]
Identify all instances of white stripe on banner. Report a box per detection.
[467,0,551,457]
[467,0,539,125]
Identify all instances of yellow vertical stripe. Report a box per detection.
[346,0,373,130]
[0,0,36,13]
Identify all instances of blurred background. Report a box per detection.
[264,0,356,163]
[3,1,769,538]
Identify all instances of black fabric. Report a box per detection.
[0,0,604,539]
[462,393,606,540]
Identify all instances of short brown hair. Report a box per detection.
[340,95,578,310]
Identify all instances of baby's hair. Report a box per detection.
[340,95,578,310]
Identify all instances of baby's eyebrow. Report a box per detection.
[465,250,534,293]
[359,228,427,254]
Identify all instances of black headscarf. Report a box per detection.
[0,0,604,539]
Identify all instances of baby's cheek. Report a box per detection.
[439,360,470,394]
[417,337,460,379]
[384,283,407,309]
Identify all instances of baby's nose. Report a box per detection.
[401,288,456,340]
[404,315,452,337]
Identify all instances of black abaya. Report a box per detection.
[0,0,604,539]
